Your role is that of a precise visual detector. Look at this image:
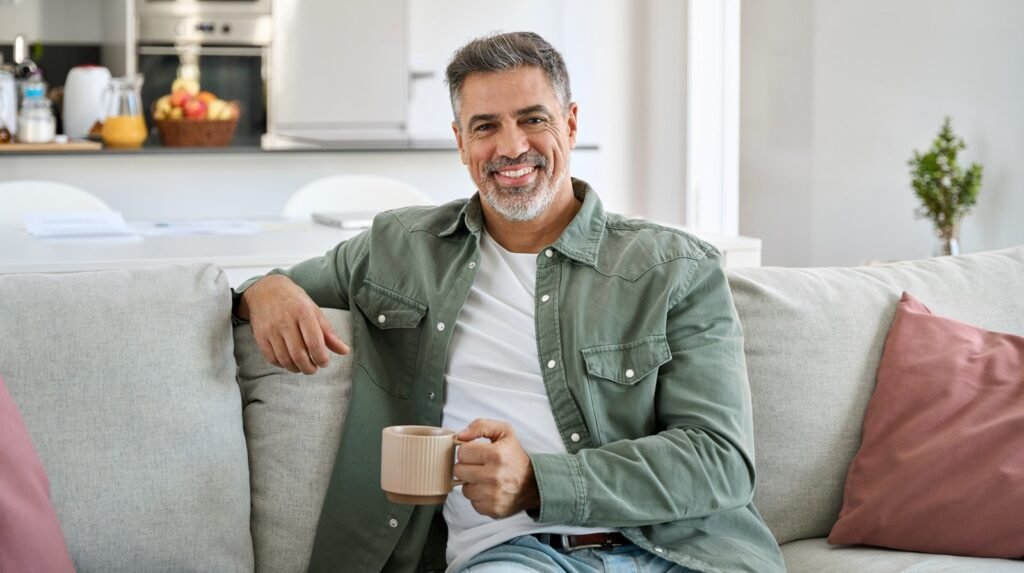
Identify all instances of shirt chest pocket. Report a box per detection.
[353,281,428,398]
[581,335,672,386]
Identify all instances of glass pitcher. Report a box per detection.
[101,75,147,148]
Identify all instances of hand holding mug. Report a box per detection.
[453,418,540,519]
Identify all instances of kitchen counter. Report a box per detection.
[0,135,599,156]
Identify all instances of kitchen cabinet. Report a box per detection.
[269,0,408,143]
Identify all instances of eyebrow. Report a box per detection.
[467,105,554,128]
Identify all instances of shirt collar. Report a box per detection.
[439,177,606,268]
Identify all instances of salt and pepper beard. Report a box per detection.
[478,151,569,222]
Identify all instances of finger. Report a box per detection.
[453,461,488,484]
[457,418,513,442]
[299,314,330,367]
[319,314,351,355]
[454,441,494,466]
[254,333,280,367]
[268,335,300,373]
[282,324,318,375]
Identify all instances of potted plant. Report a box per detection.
[908,117,983,256]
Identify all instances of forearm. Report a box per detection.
[232,234,366,320]
[529,425,754,527]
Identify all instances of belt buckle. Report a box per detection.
[560,534,605,553]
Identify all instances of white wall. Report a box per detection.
[742,0,1024,267]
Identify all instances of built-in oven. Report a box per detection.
[135,1,271,145]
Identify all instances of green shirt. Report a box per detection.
[237,178,784,573]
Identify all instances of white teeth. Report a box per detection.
[498,167,534,178]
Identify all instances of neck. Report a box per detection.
[482,180,581,253]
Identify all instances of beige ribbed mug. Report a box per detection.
[380,426,465,505]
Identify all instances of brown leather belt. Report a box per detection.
[532,532,631,552]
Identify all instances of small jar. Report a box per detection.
[17,85,55,144]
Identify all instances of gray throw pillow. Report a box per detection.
[234,309,354,573]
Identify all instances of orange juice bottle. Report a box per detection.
[101,75,147,148]
[102,115,147,148]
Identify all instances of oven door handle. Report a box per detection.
[138,46,266,57]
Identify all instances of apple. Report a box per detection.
[182,96,208,120]
[206,99,228,121]
[169,89,191,109]
[171,77,200,96]
[197,91,217,104]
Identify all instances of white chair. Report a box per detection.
[281,175,433,220]
[0,179,113,227]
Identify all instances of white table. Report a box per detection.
[0,220,761,287]
[0,220,360,286]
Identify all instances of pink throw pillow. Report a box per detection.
[0,375,76,572]
[828,292,1024,557]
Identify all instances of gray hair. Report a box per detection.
[445,31,572,124]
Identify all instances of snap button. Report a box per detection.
[570,432,581,443]
[436,322,445,332]
[653,546,664,554]
[468,261,476,269]
[547,359,556,369]
[428,392,436,400]
[544,249,554,258]
[377,314,386,324]
[625,369,635,379]
[388,518,398,528]
[540,294,550,303]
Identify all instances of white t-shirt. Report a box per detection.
[441,230,611,571]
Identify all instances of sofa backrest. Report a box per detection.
[0,265,254,573]
[727,247,1024,545]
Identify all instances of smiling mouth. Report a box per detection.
[496,166,535,178]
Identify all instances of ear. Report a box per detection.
[566,102,579,149]
[452,121,467,165]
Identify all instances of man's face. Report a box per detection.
[452,66,578,222]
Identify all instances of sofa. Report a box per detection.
[1,246,1022,573]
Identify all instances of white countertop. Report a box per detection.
[0,218,761,286]
[0,220,360,285]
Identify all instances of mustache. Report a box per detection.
[485,152,547,174]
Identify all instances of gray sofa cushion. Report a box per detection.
[782,538,1024,572]
[727,247,1024,545]
[0,264,253,573]
[234,309,353,573]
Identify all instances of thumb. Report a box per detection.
[319,314,351,355]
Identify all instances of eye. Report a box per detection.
[524,117,546,125]
[473,123,495,133]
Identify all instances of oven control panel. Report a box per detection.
[138,15,271,46]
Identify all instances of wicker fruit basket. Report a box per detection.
[154,116,239,147]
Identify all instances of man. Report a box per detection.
[235,32,784,573]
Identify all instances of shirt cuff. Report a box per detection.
[528,452,587,525]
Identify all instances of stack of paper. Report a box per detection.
[23,212,139,238]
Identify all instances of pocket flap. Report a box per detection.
[581,335,672,385]
[354,281,427,329]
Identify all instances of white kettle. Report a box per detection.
[63,65,111,139]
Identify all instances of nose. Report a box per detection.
[495,125,530,159]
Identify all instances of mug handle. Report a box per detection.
[451,437,469,486]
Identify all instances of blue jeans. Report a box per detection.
[458,535,702,573]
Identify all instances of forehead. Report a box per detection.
[458,67,560,118]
